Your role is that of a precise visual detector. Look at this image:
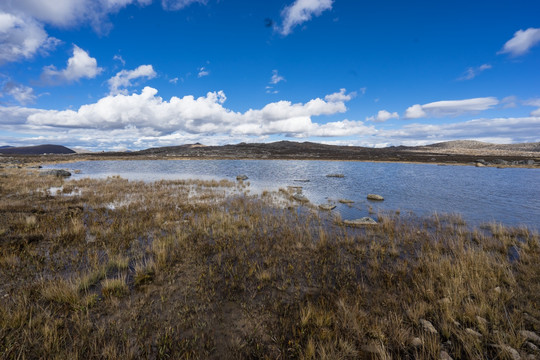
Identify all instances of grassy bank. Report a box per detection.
[0,165,539,359]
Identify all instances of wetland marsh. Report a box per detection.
[1,159,539,359]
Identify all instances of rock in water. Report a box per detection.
[343,217,377,226]
[319,204,336,211]
[326,173,344,178]
[39,169,71,177]
[367,194,384,201]
[236,175,248,181]
[292,194,309,203]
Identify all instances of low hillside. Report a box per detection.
[0,144,75,155]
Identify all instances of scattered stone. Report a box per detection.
[524,313,540,326]
[525,341,538,352]
[326,173,344,178]
[293,179,310,182]
[520,330,540,344]
[526,160,535,165]
[439,297,451,305]
[494,286,502,294]
[475,162,485,167]
[476,316,489,328]
[292,194,309,203]
[338,199,354,204]
[466,328,483,338]
[410,337,423,347]
[318,204,336,211]
[492,345,521,360]
[440,350,453,360]
[367,194,384,201]
[343,217,378,227]
[287,186,303,193]
[39,169,71,177]
[236,175,248,181]
[419,319,438,335]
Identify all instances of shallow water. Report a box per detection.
[44,160,540,229]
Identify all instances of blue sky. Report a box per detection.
[1,0,539,151]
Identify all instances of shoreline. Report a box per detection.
[2,153,539,169]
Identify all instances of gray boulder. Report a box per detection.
[319,204,336,211]
[343,217,377,226]
[292,194,309,203]
[367,194,384,201]
[40,169,71,177]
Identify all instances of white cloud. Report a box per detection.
[324,88,355,102]
[404,97,499,119]
[0,0,202,64]
[169,77,179,84]
[0,12,60,63]
[523,98,540,116]
[161,0,207,11]
[41,45,103,84]
[20,87,357,139]
[366,110,399,123]
[2,82,37,104]
[108,65,157,95]
[113,54,125,65]
[279,0,333,36]
[499,28,540,57]
[197,67,209,78]
[501,96,517,109]
[0,0,153,35]
[404,104,426,119]
[270,70,285,84]
[458,64,492,81]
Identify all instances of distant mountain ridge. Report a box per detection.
[0,144,75,155]
[424,140,540,152]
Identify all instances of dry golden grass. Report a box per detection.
[0,160,539,359]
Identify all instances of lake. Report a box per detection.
[44,160,540,229]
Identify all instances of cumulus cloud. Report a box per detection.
[404,97,499,119]
[20,87,360,140]
[2,82,37,104]
[41,45,102,84]
[0,12,60,63]
[499,28,540,57]
[458,64,492,81]
[270,70,285,84]
[108,65,157,95]
[366,110,399,123]
[279,0,333,36]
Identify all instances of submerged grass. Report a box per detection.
[0,162,539,359]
